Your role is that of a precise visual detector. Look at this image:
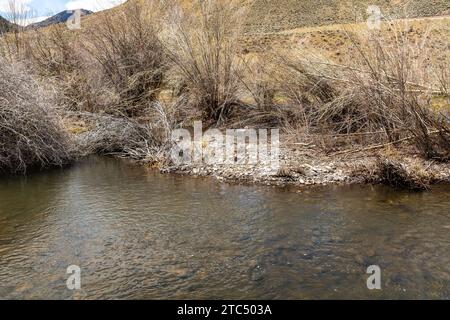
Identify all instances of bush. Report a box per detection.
[74,103,175,166]
[272,20,450,159]
[83,0,169,116]
[376,157,433,191]
[166,0,248,124]
[24,25,96,112]
[76,114,151,156]
[0,58,72,174]
[18,1,169,116]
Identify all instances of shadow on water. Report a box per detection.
[0,156,449,299]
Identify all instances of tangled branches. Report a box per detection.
[0,58,72,174]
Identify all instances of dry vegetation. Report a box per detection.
[0,57,72,173]
[164,0,248,124]
[0,0,448,187]
[81,0,169,116]
[244,0,450,33]
[267,22,450,158]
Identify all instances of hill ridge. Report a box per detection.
[27,9,93,29]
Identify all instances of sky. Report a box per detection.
[0,0,126,25]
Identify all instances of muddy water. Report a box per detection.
[0,157,449,299]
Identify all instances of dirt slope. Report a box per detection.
[245,0,450,32]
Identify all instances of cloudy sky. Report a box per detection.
[0,0,126,24]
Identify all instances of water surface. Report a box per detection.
[0,157,449,299]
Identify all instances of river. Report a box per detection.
[0,157,449,299]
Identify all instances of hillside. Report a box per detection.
[0,15,15,33]
[245,0,450,33]
[69,0,450,35]
[27,9,93,29]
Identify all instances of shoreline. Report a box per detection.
[158,145,450,190]
[64,112,450,191]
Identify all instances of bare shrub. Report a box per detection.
[0,0,29,60]
[376,157,433,191]
[83,0,169,117]
[231,55,287,128]
[341,23,450,160]
[75,100,179,165]
[272,19,450,159]
[76,114,152,157]
[24,25,96,111]
[165,0,248,124]
[0,58,72,174]
[266,49,339,132]
[17,0,169,115]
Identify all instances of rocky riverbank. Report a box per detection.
[160,143,450,190]
[62,112,450,190]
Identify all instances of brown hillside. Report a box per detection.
[0,15,15,33]
[245,0,450,32]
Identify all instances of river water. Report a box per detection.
[0,157,449,299]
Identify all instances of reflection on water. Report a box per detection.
[0,157,449,299]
